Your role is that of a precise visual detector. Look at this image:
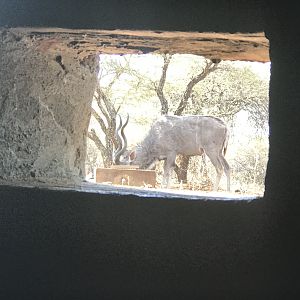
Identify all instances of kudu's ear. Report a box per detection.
[129,150,136,162]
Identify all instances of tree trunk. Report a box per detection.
[174,155,191,183]
[156,54,172,115]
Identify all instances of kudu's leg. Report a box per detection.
[205,150,224,191]
[162,153,177,188]
[219,155,230,192]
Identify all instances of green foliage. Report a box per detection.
[231,137,269,188]
[185,62,269,130]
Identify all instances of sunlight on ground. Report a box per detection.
[85,178,262,200]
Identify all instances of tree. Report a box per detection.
[88,56,134,167]
[88,87,119,167]
[187,62,269,131]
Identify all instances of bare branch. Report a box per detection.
[94,91,111,126]
[88,129,107,154]
[156,54,172,115]
[97,98,111,122]
[97,88,117,118]
[91,107,108,134]
[174,59,220,116]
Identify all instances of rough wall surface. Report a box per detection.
[0,30,99,183]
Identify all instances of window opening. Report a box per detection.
[86,53,270,199]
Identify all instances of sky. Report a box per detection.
[99,53,271,80]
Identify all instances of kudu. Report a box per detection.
[113,114,230,191]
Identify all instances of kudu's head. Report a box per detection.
[113,114,157,169]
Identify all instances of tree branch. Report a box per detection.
[174,59,220,116]
[156,54,172,115]
[88,129,107,155]
[97,88,117,119]
[94,90,111,125]
[91,107,108,135]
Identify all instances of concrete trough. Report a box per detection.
[96,165,156,187]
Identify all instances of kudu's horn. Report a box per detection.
[112,114,123,164]
[120,113,129,153]
[113,113,129,164]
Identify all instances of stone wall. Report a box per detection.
[0,30,99,183]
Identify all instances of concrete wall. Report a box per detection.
[1,1,300,299]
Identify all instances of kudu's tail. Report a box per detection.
[223,127,230,156]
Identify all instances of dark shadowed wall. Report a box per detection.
[0,0,264,32]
